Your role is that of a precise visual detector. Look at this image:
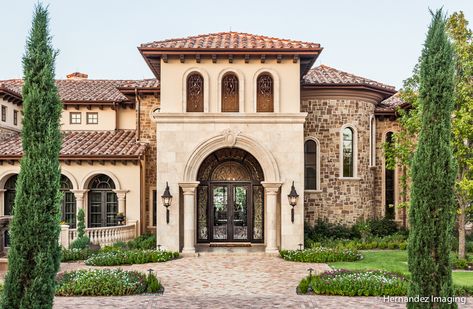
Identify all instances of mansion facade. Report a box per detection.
[0,32,404,253]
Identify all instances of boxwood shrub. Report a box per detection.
[61,248,97,262]
[56,269,159,296]
[85,250,179,266]
[280,247,362,263]
[298,269,408,296]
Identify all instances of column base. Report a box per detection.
[265,247,279,255]
[181,247,196,256]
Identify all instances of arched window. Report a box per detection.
[304,140,318,190]
[61,175,76,228]
[88,174,118,227]
[342,127,355,177]
[221,73,239,112]
[369,116,376,166]
[256,73,274,112]
[4,175,17,216]
[186,73,204,112]
[385,132,395,219]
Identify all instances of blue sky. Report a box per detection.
[1,0,472,89]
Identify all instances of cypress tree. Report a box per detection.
[2,4,62,308]
[407,9,457,309]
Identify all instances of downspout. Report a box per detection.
[135,87,141,142]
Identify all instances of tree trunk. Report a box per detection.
[458,205,466,259]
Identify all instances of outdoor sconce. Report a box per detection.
[287,181,299,223]
[161,182,173,224]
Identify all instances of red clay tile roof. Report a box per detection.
[0,79,159,103]
[140,32,321,50]
[302,65,396,94]
[375,93,408,114]
[0,130,147,160]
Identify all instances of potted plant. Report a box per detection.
[116,212,125,225]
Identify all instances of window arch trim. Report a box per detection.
[252,69,280,113]
[339,124,359,179]
[182,68,210,113]
[369,115,376,167]
[304,137,321,191]
[217,68,245,112]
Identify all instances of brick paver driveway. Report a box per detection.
[53,255,473,309]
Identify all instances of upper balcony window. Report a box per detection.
[221,73,239,112]
[256,73,274,112]
[86,112,98,124]
[187,72,204,112]
[1,106,6,122]
[70,112,81,124]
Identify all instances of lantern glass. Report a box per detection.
[163,196,172,207]
[288,195,298,207]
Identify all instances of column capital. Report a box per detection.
[0,189,6,193]
[112,189,129,199]
[261,182,282,194]
[70,189,88,199]
[179,182,200,194]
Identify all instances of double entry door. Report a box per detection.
[210,182,251,242]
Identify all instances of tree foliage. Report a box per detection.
[407,9,457,308]
[1,4,63,308]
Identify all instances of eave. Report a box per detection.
[0,88,22,105]
[301,84,396,100]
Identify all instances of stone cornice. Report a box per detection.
[151,113,308,124]
[301,88,384,105]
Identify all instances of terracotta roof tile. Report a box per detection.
[302,65,396,93]
[141,32,321,50]
[0,130,147,159]
[375,93,407,113]
[0,79,159,103]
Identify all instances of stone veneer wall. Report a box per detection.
[302,95,379,226]
[137,94,160,231]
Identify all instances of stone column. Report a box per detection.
[113,189,129,216]
[59,224,70,248]
[71,189,88,227]
[0,189,6,217]
[262,182,282,254]
[179,182,199,255]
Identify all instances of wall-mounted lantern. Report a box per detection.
[161,182,173,224]
[287,181,299,223]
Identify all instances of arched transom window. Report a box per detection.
[88,174,118,227]
[186,72,204,112]
[342,127,355,177]
[61,175,76,228]
[256,73,274,112]
[221,73,239,112]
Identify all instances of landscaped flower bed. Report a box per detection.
[85,250,179,266]
[61,248,98,262]
[280,247,362,263]
[298,269,408,296]
[56,269,161,296]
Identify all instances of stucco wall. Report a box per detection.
[160,58,300,113]
[117,107,136,130]
[61,106,116,131]
[0,98,21,132]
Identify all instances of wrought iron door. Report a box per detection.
[210,183,251,242]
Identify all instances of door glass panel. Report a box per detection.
[253,186,264,240]
[212,186,228,240]
[197,186,208,241]
[233,186,248,240]
[89,192,102,227]
[106,192,118,226]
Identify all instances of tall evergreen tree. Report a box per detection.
[2,4,62,308]
[407,9,457,309]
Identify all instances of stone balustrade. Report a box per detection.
[64,220,138,248]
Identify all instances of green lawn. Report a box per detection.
[329,250,473,287]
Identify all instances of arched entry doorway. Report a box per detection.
[196,148,264,243]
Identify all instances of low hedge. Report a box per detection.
[298,269,408,296]
[56,269,161,296]
[306,233,408,251]
[85,250,179,266]
[280,247,362,263]
[61,248,97,262]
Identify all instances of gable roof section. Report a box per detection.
[0,130,147,161]
[141,32,321,50]
[139,31,322,79]
[0,79,160,105]
[302,65,396,98]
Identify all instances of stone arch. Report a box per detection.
[0,169,19,189]
[61,170,79,190]
[183,130,280,183]
[80,170,121,190]
[252,68,280,113]
[182,67,210,113]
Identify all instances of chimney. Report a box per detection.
[66,72,88,80]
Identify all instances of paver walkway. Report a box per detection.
[53,254,473,309]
